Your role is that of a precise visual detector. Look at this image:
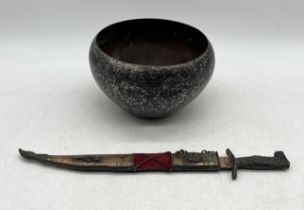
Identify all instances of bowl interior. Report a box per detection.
[96,19,208,66]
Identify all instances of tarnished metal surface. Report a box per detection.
[89,19,215,118]
[48,154,134,171]
[19,148,290,180]
[172,149,220,171]
[218,157,232,170]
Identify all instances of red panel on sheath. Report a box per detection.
[133,152,172,171]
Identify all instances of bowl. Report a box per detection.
[89,19,215,118]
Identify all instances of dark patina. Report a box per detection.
[19,148,290,180]
[89,19,215,118]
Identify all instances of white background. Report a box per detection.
[1,0,304,209]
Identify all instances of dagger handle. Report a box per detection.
[236,151,290,170]
[226,149,290,180]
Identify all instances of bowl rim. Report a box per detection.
[92,18,212,69]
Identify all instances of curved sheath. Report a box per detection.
[19,149,222,172]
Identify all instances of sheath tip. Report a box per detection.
[19,148,49,162]
[19,148,36,159]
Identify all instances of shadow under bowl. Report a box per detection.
[89,18,215,118]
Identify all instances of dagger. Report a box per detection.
[19,148,290,180]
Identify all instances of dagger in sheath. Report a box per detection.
[19,148,290,180]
